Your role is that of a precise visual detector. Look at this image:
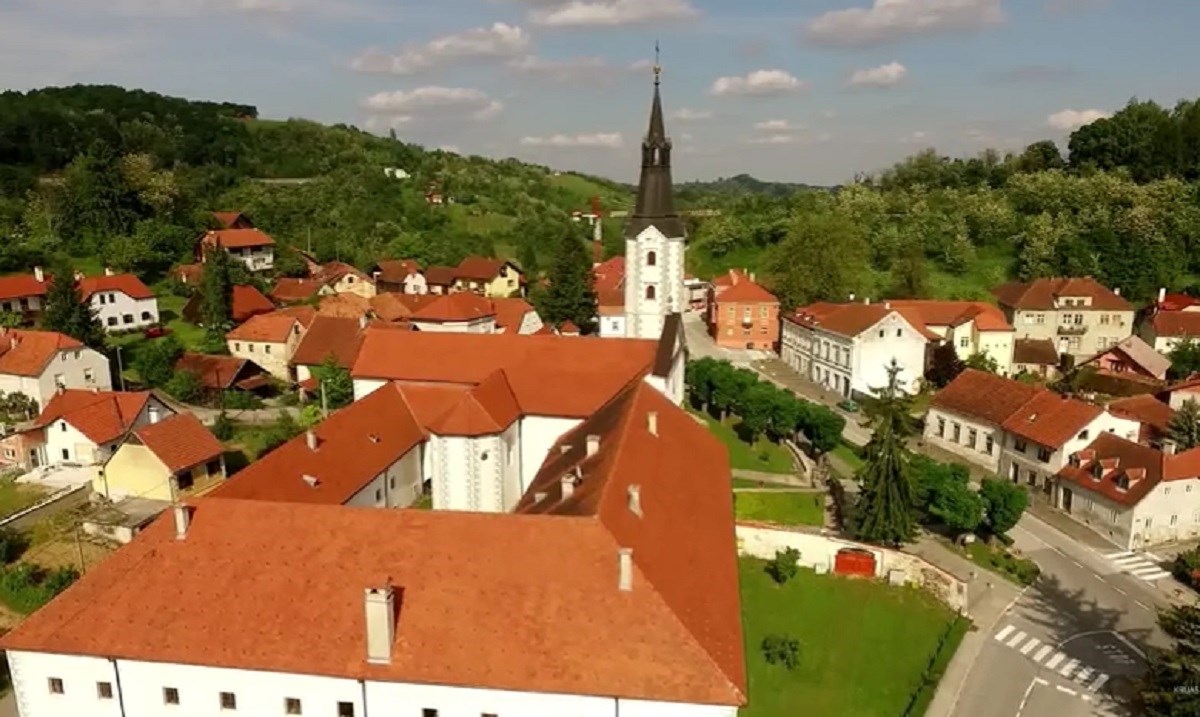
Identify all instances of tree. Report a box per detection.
[766,388,802,443]
[852,361,917,546]
[979,478,1029,536]
[40,258,104,348]
[273,247,311,279]
[1169,338,1200,380]
[685,358,717,412]
[796,402,844,455]
[738,383,776,442]
[199,243,234,343]
[516,240,540,278]
[1137,604,1200,716]
[929,475,984,535]
[761,634,801,670]
[764,548,800,585]
[164,370,203,404]
[888,243,930,299]
[1169,399,1200,451]
[132,335,182,388]
[212,410,234,441]
[538,232,598,334]
[926,343,966,388]
[312,354,354,410]
[1017,140,1066,173]
[764,212,869,308]
[964,352,1000,374]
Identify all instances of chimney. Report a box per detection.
[627,485,642,518]
[359,315,369,330]
[104,267,114,277]
[618,548,633,592]
[561,474,575,500]
[1114,288,1121,296]
[148,405,160,425]
[173,504,191,540]
[306,429,318,451]
[646,411,658,437]
[73,270,84,282]
[884,301,891,310]
[559,444,571,455]
[1158,287,1168,304]
[750,272,757,283]
[864,297,871,305]
[586,434,601,456]
[302,474,319,488]
[33,266,44,283]
[848,293,855,302]
[731,271,739,286]
[363,585,396,665]
[1164,440,1177,456]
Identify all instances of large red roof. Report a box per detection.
[0,329,85,377]
[886,300,1012,332]
[231,284,276,322]
[931,369,1042,426]
[292,316,371,368]
[1001,390,1103,449]
[1058,433,1200,507]
[711,270,778,304]
[134,413,223,473]
[991,277,1133,312]
[36,390,152,445]
[786,302,940,340]
[0,273,49,302]
[1150,310,1200,339]
[77,274,154,301]
[201,229,275,250]
[410,293,496,322]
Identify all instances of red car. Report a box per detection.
[144,325,171,339]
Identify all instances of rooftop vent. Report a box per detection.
[559,444,571,455]
[364,585,396,665]
[533,491,547,505]
[647,411,658,437]
[368,434,381,444]
[561,474,576,501]
[306,429,318,451]
[618,548,633,592]
[302,474,320,488]
[172,504,191,540]
[627,485,642,518]
[586,434,601,457]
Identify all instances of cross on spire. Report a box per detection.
[653,41,661,86]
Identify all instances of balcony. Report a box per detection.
[1057,324,1087,336]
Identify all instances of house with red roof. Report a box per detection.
[225,307,315,382]
[0,266,50,317]
[992,277,1134,359]
[183,284,276,325]
[707,270,779,351]
[1142,287,1200,353]
[28,389,172,469]
[96,412,225,503]
[373,259,426,295]
[450,256,525,298]
[0,328,112,413]
[174,353,270,396]
[197,228,275,272]
[211,211,255,230]
[78,270,160,332]
[272,262,377,304]
[1054,432,1200,550]
[925,369,1140,491]
[1081,335,1170,382]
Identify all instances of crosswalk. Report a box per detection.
[994,625,1111,693]
[1104,550,1171,582]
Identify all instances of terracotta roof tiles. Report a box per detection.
[134,413,223,473]
[454,256,508,281]
[226,310,306,343]
[713,271,778,304]
[77,274,154,301]
[1108,394,1175,434]
[1150,311,1200,339]
[1013,338,1059,366]
[991,277,1133,312]
[0,274,49,302]
[1000,390,1103,449]
[201,228,275,250]
[931,369,1042,427]
[423,265,457,287]
[174,353,261,390]
[36,390,152,445]
[292,316,371,368]
[374,259,422,284]
[0,329,85,377]
[410,293,495,323]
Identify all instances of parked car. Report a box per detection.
[144,325,171,339]
[837,399,859,413]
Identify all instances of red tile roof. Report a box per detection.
[134,413,223,473]
[0,329,85,377]
[558,320,581,335]
[1157,293,1200,312]
[886,300,1013,332]
[490,297,535,333]
[316,293,371,319]
[374,259,422,284]
[6,382,745,706]
[174,263,204,286]
[1150,310,1200,339]
[423,266,457,287]
[226,310,306,343]
[231,284,276,322]
[292,316,371,368]
[36,390,152,444]
[1013,338,1059,366]
[211,211,250,229]
[1058,433,1200,507]
[992,277,1133,311]
[454,256,508,281]
[1082,335,1170,380]
[174,353,260,390]
[369,293,434,322]
[411,293,496,322]
[932,370,1042,426]
[270,277,325,303]
[711,270,777,304]
[201,228,275,250]
[1000,390,1102,449]
[1108,394,1175,435]
[786,302,939,340]
[77,274,155,301]
[0,273,49,302]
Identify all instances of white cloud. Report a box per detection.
[710,69,806,97]
[754,119,796,131]
[520,133,624,148]
[47,0,377,20]
[508,54,649,83]
[361,87,503,123]
[902,130,930,144]
[849,61,908,88]
[745,134,798,145]
[1047,108,1109,131]
[352,23,529,74]
[511,0,698,27]
[807,0,1006,47]
[672,108,713,121]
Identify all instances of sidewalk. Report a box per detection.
[731,469,808,487]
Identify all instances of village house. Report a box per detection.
[450,257,525,298]
[225,307,315,382]
[1080,334,1170,382]
[373,259,426,294]
[0,328,112,411]
[408,293,498,333]
[78,271,159,332]
[886,300,1015,374]
[96,412,225,502]
[707,270,779,351]
[183,284,275,325]
[23,389,172,469]
[1012,338,1061,379]
[1142,289,1200,353]
[272,262,377,304]
[211,211,255,230]
[594,256,629,338]
[197,228,276,272]
[0,267,49,317]
[992,277,1135,359]
[1108,394,1176,446]
[925,370,1140,492]
[1053,433,1200,550]
[1161,376,1200,411]
[291,315,379,386]
[174,352,270,398]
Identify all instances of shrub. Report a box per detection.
[221,390,263,410]
[0,528,30,563]
[164,370,203,404]
[0,563,80,614]
[1172,548,1200,590]
[211,411,235,441]
[762,633,801,670]
[765,547,800,585]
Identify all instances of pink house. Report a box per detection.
[1081,335,1170,381]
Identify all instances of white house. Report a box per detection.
[226,308,314,382]
[886,300,1015,374]
[0,268,49,318]
[29,390,171,468]
[79,272,160,332]
[198,228,276,272]
[0,329,112,411]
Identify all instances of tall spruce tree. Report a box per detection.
[1138,604,1200,716]
[41,258,104,348]
[852,361,918,546]
[1169,399,1200,450]
[199,243,234,343]
[540,231,597,334]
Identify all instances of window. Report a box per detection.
[1100,313,1110,325]
[338,703,355,717]
[97,682,113,699]
[3,449,13,459]
[952,423,961,442]
[743,307,752,321]
[163,687,179,705]
[48,677,64,694]
[265,345,272,354]
[878,330,885,338]
[423,710,439,717]
[1027,468,1038,485]
[107,316,118,327]
[1014,439,1027,452]
[1146,516,1154,529]
[234,342,241,351]
[285,697,302,714]
[61,421,67,432]
[109,293,116,303]
[482,714,498,717]
[61,449,70,460]
[99,294,107,305]
[1037,447,1053,463]
[123,314,134,324]
[647,251,657,267]
[645,285,656,301]
[248,344,255,353]
[1035,313,1045,325]
[959,336,969,348]
[206,459,221,475]
[141,311,152,321]
[176,472,194,491]
[968,428,977,448]
[220,691,237,710]
[760,306,769,318]
[1078,429,1089,440]
[985,436,994,455]
[1171,514,1178,526]
[375,489,383,502]
[896,329,902,338]
[84,368,95,383]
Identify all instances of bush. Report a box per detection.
[0,528,30,563]
[765,547,800,585]
[762,633,801,670]
[967,541,1041,586]
[221,390,263,410]
[164,370,203,404]
[211,411,234,441]
[1171,547,1200,590]
[0,563,80,614]
[979,479,1029,537]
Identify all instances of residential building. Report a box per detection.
[408,293,498,333]
[1053,433,1200,549]
[1108,394,1175,446]
[1142,287,1200,353]
[2,380,744,717]
[992,277,1135,359]
[1161,376,1200,410]
[211,211,255,230]
[450,257,524,298]
[96,412,225,502]
[423,265,457,295]
[781,301,934,398]
[198,228,276,272]
[1081,335,1170,382]
[0,329,111,411]
[78,272,159,332]
[291,315,376,385]
[684,275,710,312]
[174,352,269,396]
[1012,338,1060,379]
[183,284,275,325]
[26,389,171,468]
[490,297,543,335]
[373,259,426,294]
[885,300,1015,374]
[707,270,779,351]
[0,267,49,317]
[925,370,1140,491]
[225,308,315,382]
[594,256,629,338]
[272,262,377,304]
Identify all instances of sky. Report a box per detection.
[2,0,1198,186]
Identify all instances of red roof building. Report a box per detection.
[707,270,779,351]
[174,353,269,392]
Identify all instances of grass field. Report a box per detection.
[732,478,793,489]
[739,557,967,717]
[0,478,48,520]
[830,442,865,475]
[733,491,824,527]
[696,413,794,475]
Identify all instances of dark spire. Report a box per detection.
[627,44,684,240]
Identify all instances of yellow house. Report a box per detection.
[96,413,226,502]
[451,257,525,298]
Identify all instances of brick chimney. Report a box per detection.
[364,585,396,664]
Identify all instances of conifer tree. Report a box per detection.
[199,243,234,344]
[1169,399,1200,451]
[1138,604,1200,715]
[40,258,104,349]
[852,361,917,546]
[539,231,597,334]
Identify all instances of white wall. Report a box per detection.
[92,293,159,333]
[1000,411,1140,490]
[404,274,428,295]
[345,447,424,509]
[228,336,294,382]
[517,310,544,335]
[0,348,112,411]
[977,331,1016,376]
[518,415,581,492]
[852,313,927,397]
[624,226,685,340]
[430,434,507,513]
[43,397,172,467]
[409,317,496,334]
[922,407,1003,473]
[599,315,627,338]
[353,379,387,402]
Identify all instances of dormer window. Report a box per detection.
[1091,463,1103,480]
[1116,475,1130,492]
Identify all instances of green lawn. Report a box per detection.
[732,478,792,489]
[830,442,865,474]
[740,558,967,717]
[963,540,1041,586]
[696,413,795,475]
[106,294,208,383]
[0,478,49,520]
[733,491,824,527]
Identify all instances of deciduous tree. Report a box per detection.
[979,478,1029,537]
[312,354,353,410]
[926,343,966,388]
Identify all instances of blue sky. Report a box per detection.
[2,0,1197,185]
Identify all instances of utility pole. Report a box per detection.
[73,524,86,572]
[115,346,126,392]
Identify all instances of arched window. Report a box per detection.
[647,251,657,267]
[645,285,657,301]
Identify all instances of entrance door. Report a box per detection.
[1009,462,1019,483]
[1061,487,1073,513]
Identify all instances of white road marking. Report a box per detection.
[1112,555,1147,566]
[1112,586,1127,595]
[1020,637,1041,655]
[1007,630,1028,648]
[1032,645,1053,663]
[1045,652,1066,670]
[1105,550,1134,558]
[1089,673,1110,692]
[1112,632,1148,659]
[1059,658,1080,677]
[1056,685,1078,696]
[1072,560,1084,568]
[1136,600,1151,610]
[1146,552,1164,561]
[995,625,1016,641]
[1034,677,1049,686]
[1075,666,1093,682]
